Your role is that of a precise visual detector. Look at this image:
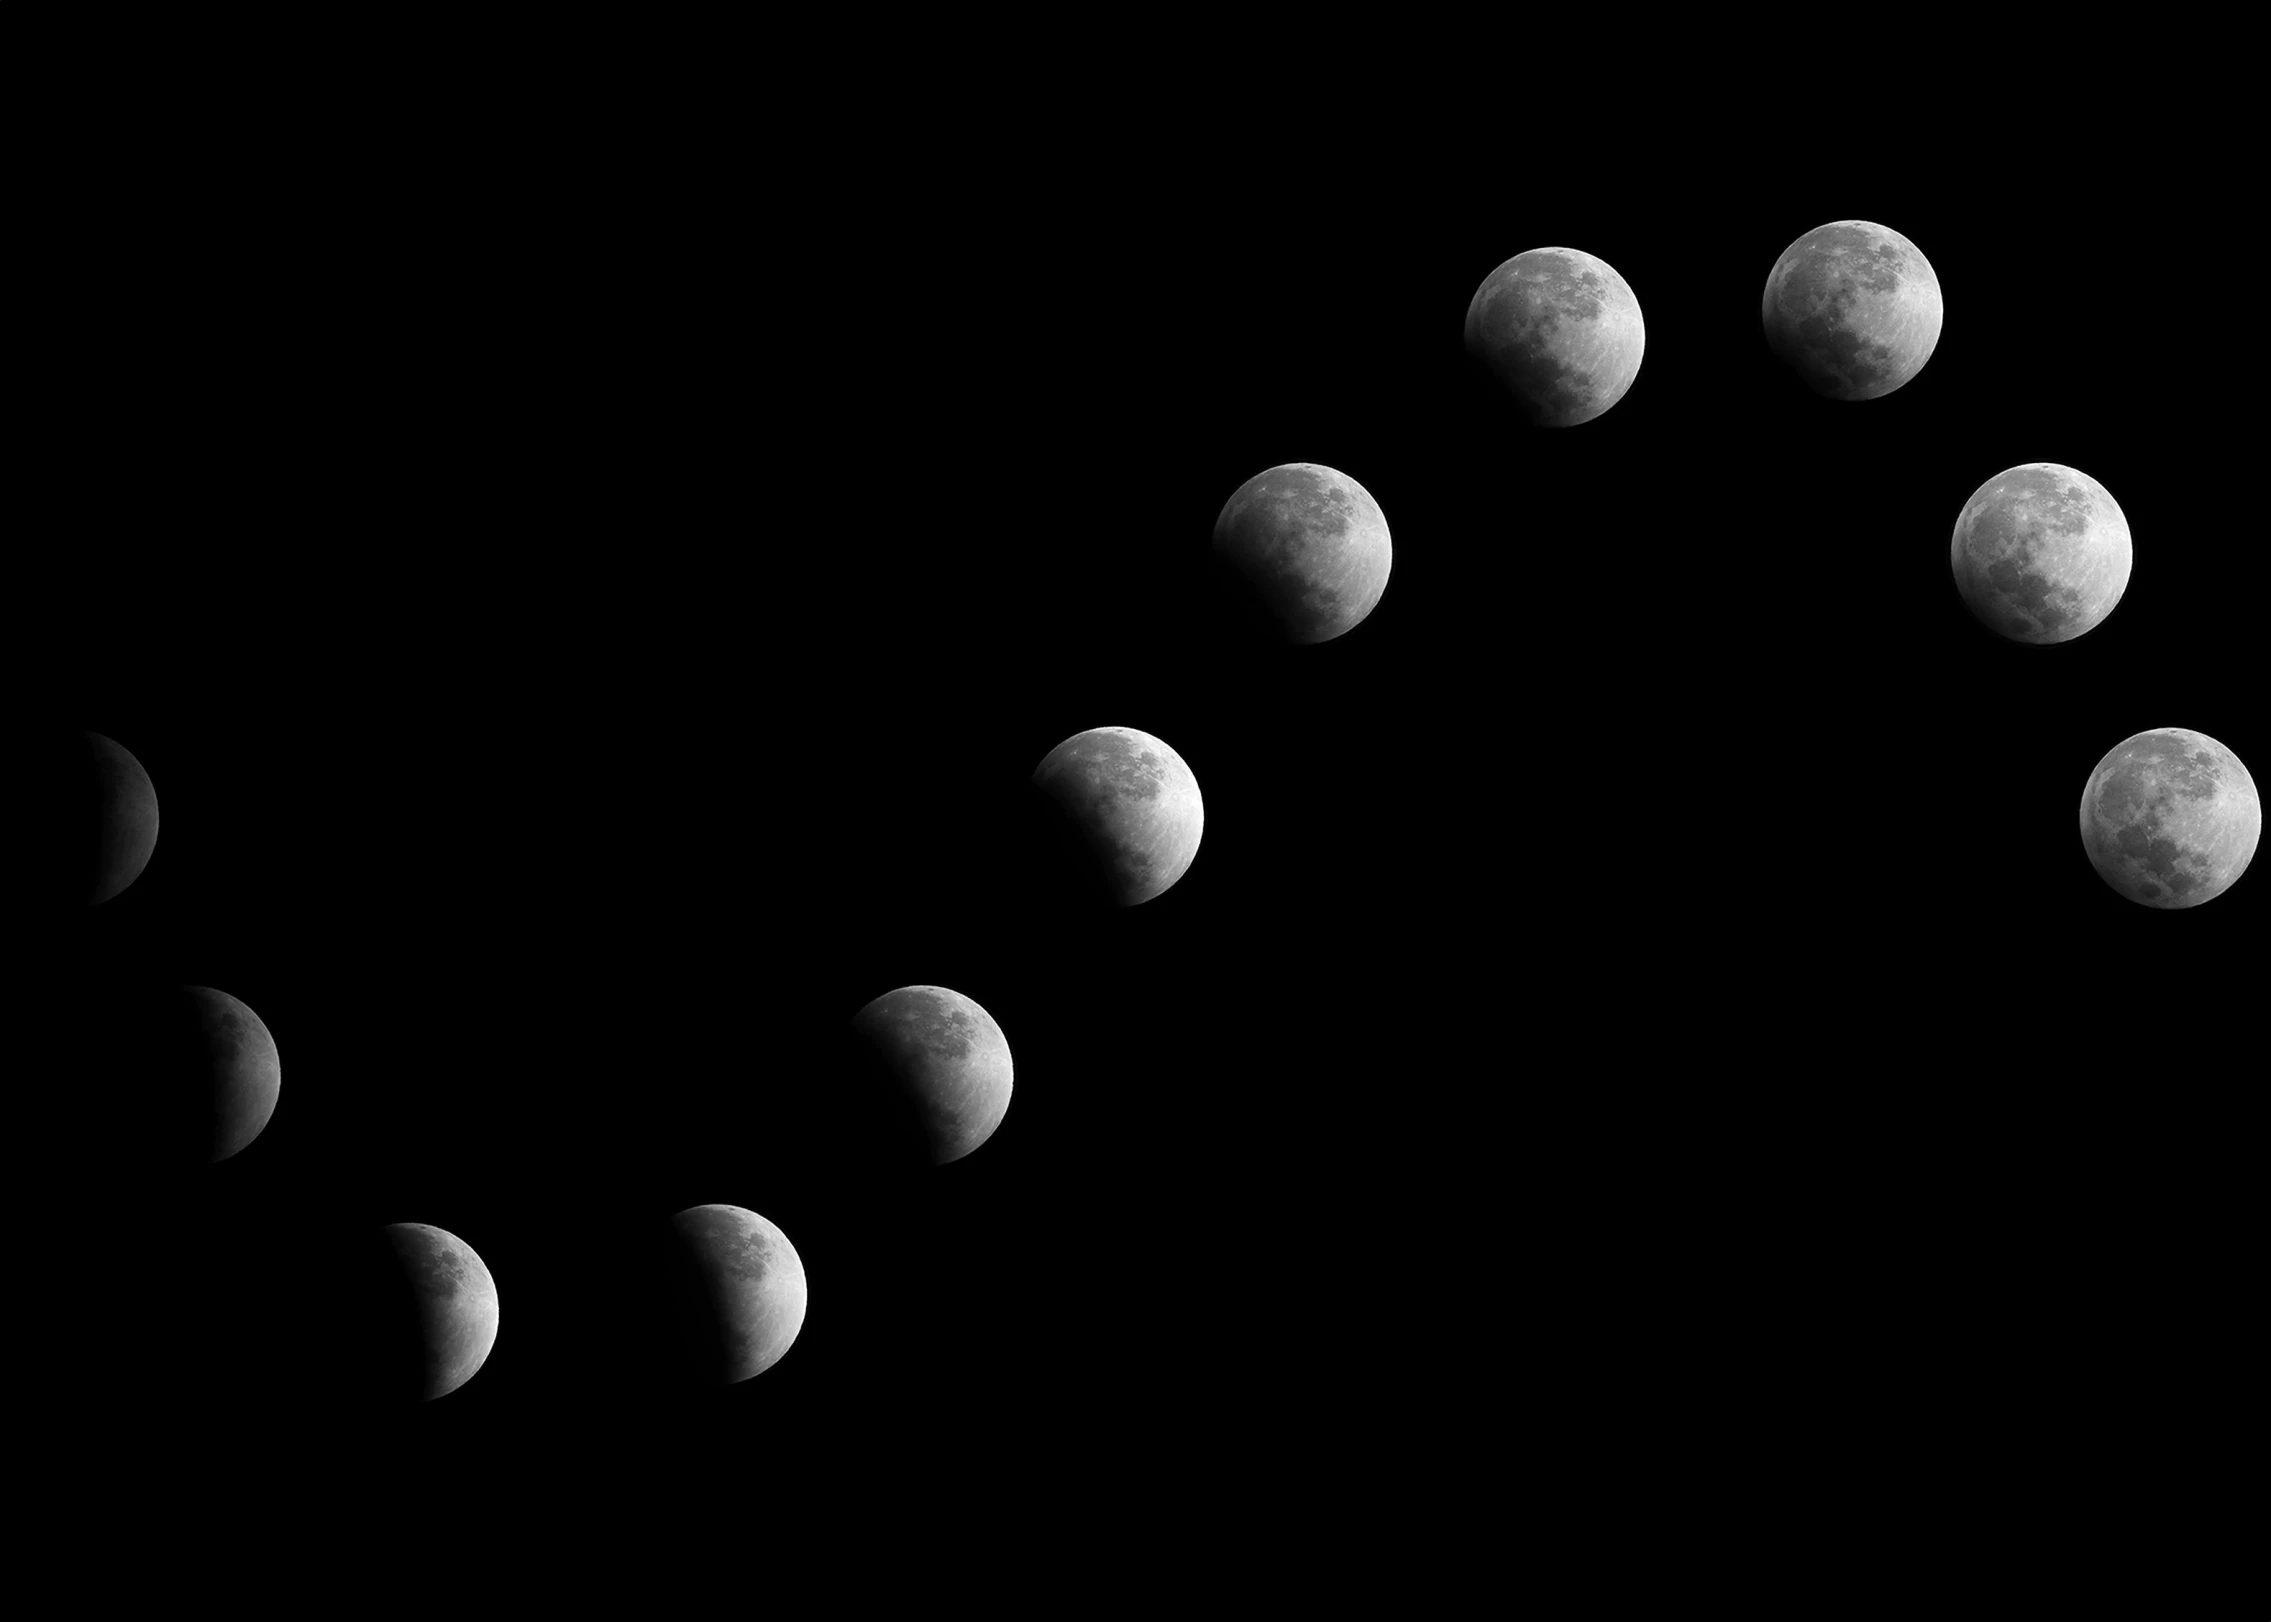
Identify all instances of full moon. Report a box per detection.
[1031,726,1204,906]
[1211,463,1392,644]
[381,1223,500,1400]
[849,986,1013,1165]
[1463,247,1645,427]
[2080,729,2260,909]
[1950,464,2132,644]
[1761,220,1942,400]
[670,1205,808,1383]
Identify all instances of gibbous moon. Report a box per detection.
[667,1205,808,1383]
[381,1223,501,1400]
[849,985,1014,1166]
[1030,726,1204,906]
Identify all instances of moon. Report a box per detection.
[669,1205,808,1383]
[2079,730,2261,909]
[1761,220,1942,399]
[380,1223,500,1400]
[23,729,159,907]
[849,985,1013,1166]
[1031,726,1204,906]
[1462,247,1645,426]
[187,986,282,1162]
[1950,464,2132,644]
[1211,463,1392,644]
[105,984,282,1164]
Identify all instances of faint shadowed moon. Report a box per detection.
[21,729,160,907]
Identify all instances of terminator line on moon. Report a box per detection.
[1760,220,1943,400]
[1950,463,2132,644]
[2079,730,2261,909]
[1463,246,1645,426]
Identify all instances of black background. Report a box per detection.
[20,41,2257,1569]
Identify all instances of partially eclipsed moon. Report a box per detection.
[1463,247,1646,426]
[382,1223,500,1400]
[849,985,1014,1165]
[1211,463,1392,644]
[671,1205,807,1383]
[186,986,281,1162]
[1761,220,1942,400]
[1030,726,1204,906]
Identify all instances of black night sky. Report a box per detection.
[21,47,2257,1570]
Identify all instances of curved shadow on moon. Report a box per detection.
[1018,776,1138,912]
[1459,344,1570,431]
[311,1227,457,1409]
